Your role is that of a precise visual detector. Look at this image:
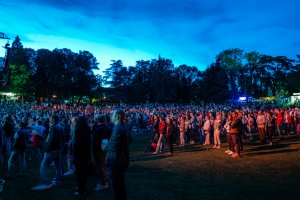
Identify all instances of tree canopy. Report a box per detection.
[1,36,299,103]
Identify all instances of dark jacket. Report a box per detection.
[107,123,131,169]
[73,123,91,164]
[230,118,242,134]
[92,124,111,153]
[45,123,65,152]
[13,128,28,151]
[3,121,15,138]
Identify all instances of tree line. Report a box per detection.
[1,36,300,103]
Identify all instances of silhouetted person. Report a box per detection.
[73,116,91,196]
[103,109,131,200]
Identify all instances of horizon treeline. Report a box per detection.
[1,35,299,104]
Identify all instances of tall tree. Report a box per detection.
[130,60,151,102]
[72,50,99,100]
[244,51,261,97]
[9,64,31,95]
[11,35,29,67]
[149,56,176,102]
[216,48,244,100]
[201,63,229,103]
[103,60,128,88]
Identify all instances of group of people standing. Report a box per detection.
[0,103,131,200]
[0,100,300,199]
[147,107,300,159]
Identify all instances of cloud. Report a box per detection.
[2,0,300,71]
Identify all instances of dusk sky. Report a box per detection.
[1,0,300,73]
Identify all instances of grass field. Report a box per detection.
[1,133,300,200]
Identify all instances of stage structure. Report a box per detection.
[0,32,11,88]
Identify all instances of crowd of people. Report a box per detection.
[0,99,300,198]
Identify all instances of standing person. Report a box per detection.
[197,113,205,145]
[165,117,174,155]
[283,111,292,135]
[179,115,186,147]
[152,115,160,143]
[230,112,242,158]
[2,116,15,157]
[153,115,166,154]
[32,115,65,190]
[213,114,222,149]
[93,114,111,191]
[274,109,283,139]
[104,109,131,200]
[73,116,92,196]
[28,120,45,160]
[6,122,29,179]
[224,114,234,155]
[203,115,211,146]
[63,116,76,176]
[190,113,197,144]
[246,113,255,141]
[256,110,266,144]
[266,111,275,146]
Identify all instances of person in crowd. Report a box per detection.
[283,110,292,135]
[32,115,65,190]
[224,114,234,155]
[197,112,205,144]
[153,114,166,154]
[28,119,46,160]
[165,117,174,155]
[104,109,131,200]
[246,113,255,141]
[213,114,222,149]
[203,115,211,146]
[179,115,186,147]
[208,112,214,142]
[2,116,15,157]
[63,116,76,176]
[6,122,29,179]
[256,110,266,144]
[172,116,179,145]
[73,116,92,196]
[266,111,275,146]
[274,108,283,139]
[152,114,160,143]
[185,114,191,144]
[237,111,245,151]
[230,112,242,158]
[93,114,111,191]
[190,112,197,144]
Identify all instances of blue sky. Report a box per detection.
[1,0,300,73]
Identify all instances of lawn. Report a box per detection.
[1,133,300,200]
